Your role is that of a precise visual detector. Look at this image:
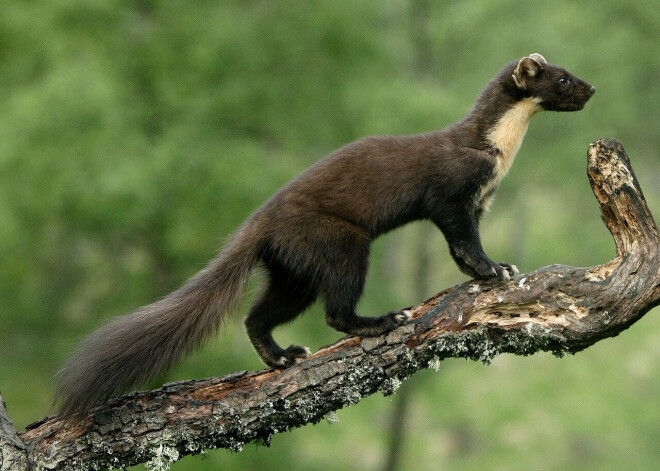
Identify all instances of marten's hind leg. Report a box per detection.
[244,262,318,368]
[320,230,411,336]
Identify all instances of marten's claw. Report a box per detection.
[499,262,519,278]
[274,345,312,367]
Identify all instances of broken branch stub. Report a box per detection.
[12,138,660,471]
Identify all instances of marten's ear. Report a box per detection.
[513,54,545,89]
[528,53,546,64]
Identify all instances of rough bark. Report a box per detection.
[0,393,31,471]
[3,139,658,470]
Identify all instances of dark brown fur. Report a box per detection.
[55,54,594,416]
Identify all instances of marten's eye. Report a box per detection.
[559,77,570,85]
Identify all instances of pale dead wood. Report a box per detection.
[3,139,658,470]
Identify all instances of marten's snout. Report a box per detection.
[589,85,596,96]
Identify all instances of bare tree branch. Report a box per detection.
[0,393,31,471]
[7,139,659,470]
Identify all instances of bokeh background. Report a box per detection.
[1,1,658,470]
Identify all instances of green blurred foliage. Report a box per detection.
[0,1,658,470]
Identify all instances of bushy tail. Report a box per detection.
[55,225,261,416]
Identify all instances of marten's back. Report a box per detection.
[259,132,494,238]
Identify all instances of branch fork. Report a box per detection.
[2,139,658,470]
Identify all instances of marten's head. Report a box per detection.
[512,53,596,112]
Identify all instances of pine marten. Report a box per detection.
[55,54,595,416]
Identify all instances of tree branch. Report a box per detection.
[12,139,659,470]
[0,393,31,471]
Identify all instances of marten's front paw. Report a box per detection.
[483,262,519,280]
[497,262,519,279]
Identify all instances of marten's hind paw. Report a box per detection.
[391,309,412,325]
[274,344,312,367]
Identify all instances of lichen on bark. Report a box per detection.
[5,139,659,470]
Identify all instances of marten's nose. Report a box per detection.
[589,86,596,95]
